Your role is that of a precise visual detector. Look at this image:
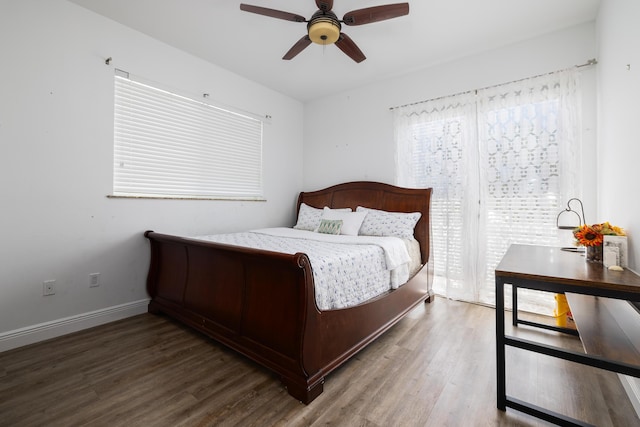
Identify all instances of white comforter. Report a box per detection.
[194,227,415,310]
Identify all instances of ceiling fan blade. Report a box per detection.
[283,35,312,60]
[240,4,306,22]
[315,0,334,12]
[335,33,366,63]
[342,3,409,26]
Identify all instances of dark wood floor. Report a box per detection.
[0,298,637,427]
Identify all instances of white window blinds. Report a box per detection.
[113,73,263,199]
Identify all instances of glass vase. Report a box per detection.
[585,245,603,263]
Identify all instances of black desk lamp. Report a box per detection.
[557,198,585,229]
[557,198,586,252]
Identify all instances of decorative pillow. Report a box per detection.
[318,207,367,236]
[316,219,343,235]
[294,203,351,231]
[356,206,421,239]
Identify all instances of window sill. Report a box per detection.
[107,194,267,202]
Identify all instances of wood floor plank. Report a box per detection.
[0,299,638,427]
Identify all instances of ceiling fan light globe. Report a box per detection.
[308,20,340,44]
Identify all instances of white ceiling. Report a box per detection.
[69,0,600,102]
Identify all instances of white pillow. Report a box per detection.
[356,206,421,239]
[294,203,351,231]
[318,207,367,236]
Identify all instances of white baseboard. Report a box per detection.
[0,299,150,353]
[620,374,640,418]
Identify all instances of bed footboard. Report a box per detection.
[144,230,322,402]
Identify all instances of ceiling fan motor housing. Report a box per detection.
[307,10,341,44]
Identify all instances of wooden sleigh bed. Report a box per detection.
[144,181,433,403]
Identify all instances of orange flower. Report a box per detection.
[573,225,604,247]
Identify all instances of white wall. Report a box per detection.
[0,0,304,349]
[303,23,598,218]
[597,0,640,272]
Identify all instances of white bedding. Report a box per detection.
[194,227,421,310]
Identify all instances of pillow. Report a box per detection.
[294,203,351,231]
[318,207,367,236]
[356,206,421,239]
[316,219,343,235]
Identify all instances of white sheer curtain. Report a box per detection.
[395,69,582,314]
[395,92,480,302]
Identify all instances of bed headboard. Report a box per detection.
[297,181,432,264]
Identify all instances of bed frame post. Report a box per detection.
[281,376,324,404]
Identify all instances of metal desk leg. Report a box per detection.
[496,276,506,411]
[512,284,519,326]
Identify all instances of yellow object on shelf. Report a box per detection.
[553,293,571,327]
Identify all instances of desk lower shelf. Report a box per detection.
[565,293,640,366]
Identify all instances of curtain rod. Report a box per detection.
[389,58,598,111]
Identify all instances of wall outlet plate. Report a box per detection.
[43,280,56,296]
[89,273,100,288]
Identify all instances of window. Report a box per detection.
[395,69,582,314]
[113,71,263,200]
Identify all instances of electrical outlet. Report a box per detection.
[43,280,56,296]
[89,273,100,288]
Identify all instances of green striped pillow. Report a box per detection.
[316,219,343,235]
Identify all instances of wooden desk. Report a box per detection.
[495,244,640,426]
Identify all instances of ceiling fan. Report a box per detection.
[239,1,409,63]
